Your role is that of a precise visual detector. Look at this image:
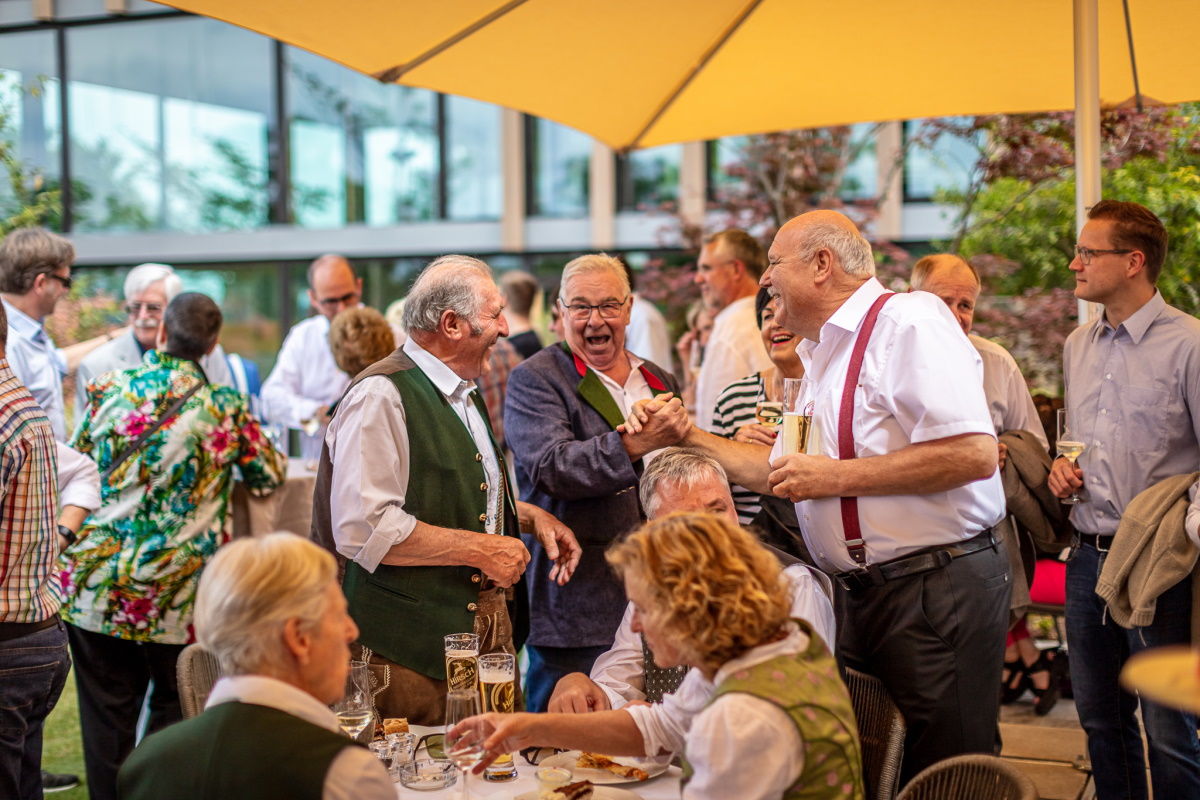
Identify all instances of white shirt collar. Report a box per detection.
[593,351,645,392]
[712,620,808,686]
[402,336,475,401]
[796,277,885,364]
[205,674,341,734]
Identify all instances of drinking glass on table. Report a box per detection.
[444,689,484,799]
[333,660,373,739]
[781,377,814,455]
[444,632,480,692]
[477,652,518,782]
[1056,409,1086,504]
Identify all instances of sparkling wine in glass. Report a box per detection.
[444,690,484,800]
[781,377,813,454]
[755,400,783,428]
[1056,408,1086,505]
[333,661,373,739]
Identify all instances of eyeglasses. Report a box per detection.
[1073,245,1134,266]
[559,297,630,321]
[125,301,164,316]
[317,292,360,308]
[46,273,72,290]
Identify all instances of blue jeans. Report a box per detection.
[0,619,70,800]
[1066,541,1200,800]
[524,644,610,713]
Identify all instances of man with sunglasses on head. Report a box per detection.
[0,227,116,442]
[76,262,233,418]
[1048,200,1200,800]
[262,255,364,459]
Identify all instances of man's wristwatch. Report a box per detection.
[57,525,77,546]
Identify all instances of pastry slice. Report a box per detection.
[576,752,650,781]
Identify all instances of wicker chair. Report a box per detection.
[897,754,1039,800]
[177,642,223,719]
[844,667,906,800]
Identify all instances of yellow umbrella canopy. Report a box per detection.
[154,0,1199,150]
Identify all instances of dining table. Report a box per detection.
[394,725,682,800]
[231,457,319,538]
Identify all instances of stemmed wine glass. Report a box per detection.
[444,689,484,799]
[1056,409,1086,504]
[333,661,373,739]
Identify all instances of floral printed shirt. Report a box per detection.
[58,351,286,644]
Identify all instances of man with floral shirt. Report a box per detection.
[59,292,285,800]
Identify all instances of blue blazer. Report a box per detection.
[503,343,680,649]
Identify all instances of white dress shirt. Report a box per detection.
[694,295,772,431]
[75,330,233,417]
[594,352,661,463]
[626,623,808,800]
[970,334,1047,448]
[3,297,67,440]
[325,337,502,572]
[262,314,350,459]
[55,441,101,513]
[787,278,1005,574]
[205,675,394,800]
[625,294,674,372]
[591,563,836,709]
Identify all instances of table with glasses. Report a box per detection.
[394,726,683,799]
[231,457,318,538]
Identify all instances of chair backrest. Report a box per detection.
[844,667,906,800]
[177,642,223,719]
[897,754,1039,800]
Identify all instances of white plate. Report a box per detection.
[536,751,668,784]
[516,787,643,800]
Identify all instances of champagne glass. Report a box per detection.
[1056,408,1086,504]
[781,377,813,455]
[333,660,373,739]
[444,689,484,800]
[755,399,783,428]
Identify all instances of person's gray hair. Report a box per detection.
[796,223,876,278]
[162,292,222,360]
[402,255,493,335]
[123,263,183,302]
[0,227,75,295]
[639,447,730,518]
[195,533,336,676]
[909,253,980,292]
[559,253,631,303]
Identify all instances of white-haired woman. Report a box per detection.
[117,533,393,800]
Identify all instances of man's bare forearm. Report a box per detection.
[682,426,772,493]
[378,521,490,568]
[801,433,998,499]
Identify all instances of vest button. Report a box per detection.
[480,482,488,491]
[467,602,478,612]
[471,573,481,583]
[474,453,483,462]
[478,513,487,523]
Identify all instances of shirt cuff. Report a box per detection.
[352,505,418,573]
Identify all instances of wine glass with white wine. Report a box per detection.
[333,661,373,739]
[444,689,484,800]
[1056,408,1086,505]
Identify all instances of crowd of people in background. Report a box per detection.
[2,198,1199,800]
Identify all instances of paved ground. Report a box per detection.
[1000,690,1094,800]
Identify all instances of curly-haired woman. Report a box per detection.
[455,512,864,800]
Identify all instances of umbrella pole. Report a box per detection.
[1074,0,1102,326]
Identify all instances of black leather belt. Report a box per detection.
[1074,532,1113,550]
[834,529,998,592]
[0,613,58,643]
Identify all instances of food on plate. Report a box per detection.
[373,716,409,739]
[576,752,649,781]
[540,780,595,800]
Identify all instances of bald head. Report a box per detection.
[910,254,980,335]
[307,255,362,320]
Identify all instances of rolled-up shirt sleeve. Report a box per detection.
[55,441,101,513]
[1186,479,1200,548]
[326,376,417,572]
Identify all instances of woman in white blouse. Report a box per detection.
[458,513,864,800]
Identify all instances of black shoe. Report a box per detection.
[1000,657,1029,704]
[42,771,80,793]
[1029,651,1062,716]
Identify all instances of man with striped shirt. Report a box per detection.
[0,300,71,800]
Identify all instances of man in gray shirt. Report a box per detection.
[1049,200,1200,800]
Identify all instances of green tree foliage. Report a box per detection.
[0,78,60,234]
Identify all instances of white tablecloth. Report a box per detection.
[232,458,318,538]
[394,726,682,799]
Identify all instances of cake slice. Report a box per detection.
[541,780,594,800]
[577,752,650,781]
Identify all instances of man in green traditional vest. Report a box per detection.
[311,254,581,726]
[118,533,395,800]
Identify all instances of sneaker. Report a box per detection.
[42,771,80,793]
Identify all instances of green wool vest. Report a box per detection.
[117,702,354,800]
[683,621,865,800]
[338,355,519,679]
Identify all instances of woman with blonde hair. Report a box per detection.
[457,512,863,799]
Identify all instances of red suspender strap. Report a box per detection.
[837,292,895,565]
